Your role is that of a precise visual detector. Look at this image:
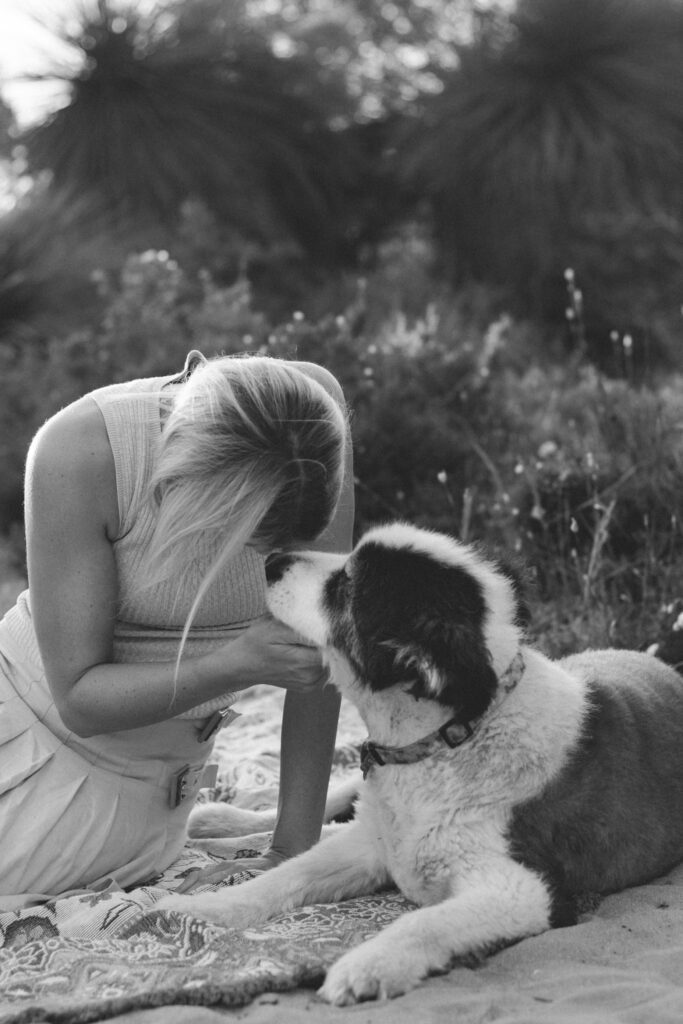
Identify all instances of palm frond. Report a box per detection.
[0,184,143,343]
[404,0,683,308]
[22,0,363,261]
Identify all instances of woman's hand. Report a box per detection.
[225,615,329,694]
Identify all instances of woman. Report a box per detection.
[0,351,353,907]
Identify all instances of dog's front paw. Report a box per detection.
[155,890,264,930]
[155,892,221,922]
[320,937,427,1005]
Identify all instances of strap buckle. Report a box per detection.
[197,706,241,743]
[169,764,205,808]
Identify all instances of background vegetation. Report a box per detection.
[2,0,683,656]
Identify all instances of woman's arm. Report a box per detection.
[269,363,355,860]
[25,398,326,737]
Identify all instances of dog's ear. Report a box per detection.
[395,617,499,722]
[488,553,533,634]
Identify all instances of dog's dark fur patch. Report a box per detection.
[335,541,498,722]
[506,674,683,909]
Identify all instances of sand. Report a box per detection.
[106,866,683,1023]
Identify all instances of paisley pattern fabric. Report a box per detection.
[0,852,409,1022]
[0,716,401,1023]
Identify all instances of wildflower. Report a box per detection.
[538,440,558,459]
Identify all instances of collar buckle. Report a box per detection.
[358,649,525,779]
[360,740,386,779]
[438,717,473,748]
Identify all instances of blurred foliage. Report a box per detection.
[2,0,682,362]
[2,0,683,652]
[404,0,683,362]
[3,239,683,657]
[0,183,148,342]
[0,97,15,157]
[242,0,473,119]
[22,0,367,263]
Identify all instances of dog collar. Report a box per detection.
[360,650,525,780]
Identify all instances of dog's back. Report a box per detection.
[508,649,683,909]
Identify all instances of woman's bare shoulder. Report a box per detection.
[26,396,119,536]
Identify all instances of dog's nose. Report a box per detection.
[265,552,295,584]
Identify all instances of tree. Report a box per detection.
[404,0,683,360]
[21,0,364,263]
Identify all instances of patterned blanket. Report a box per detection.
[0,691,392,1023]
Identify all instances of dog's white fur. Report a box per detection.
[187,775,358,842]
[159,524,683,1004]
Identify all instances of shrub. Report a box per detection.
[404,0,683,364]
[3,240,683,658]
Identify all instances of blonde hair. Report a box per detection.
[139,353,348,664]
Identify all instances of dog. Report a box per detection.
[158,522,683,1004]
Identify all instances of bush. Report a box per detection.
[404,0,683,365]
[2,239,683,657]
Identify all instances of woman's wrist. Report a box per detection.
[191,634,257,697]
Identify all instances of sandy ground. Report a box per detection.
[106,861,683,1023]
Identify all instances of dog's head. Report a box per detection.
[266,523,528,724]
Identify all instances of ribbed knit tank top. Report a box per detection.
[3,374,267,716]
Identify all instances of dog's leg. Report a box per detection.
[187,823,344,859]
[188,775,360,838]
[319,774,360,821]
[187,804,277,839]
[156,820,387,929]
[320,859,553,1005]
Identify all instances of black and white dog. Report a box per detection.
[159,523,683,1004]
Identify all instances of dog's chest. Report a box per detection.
[360,765,492,906]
